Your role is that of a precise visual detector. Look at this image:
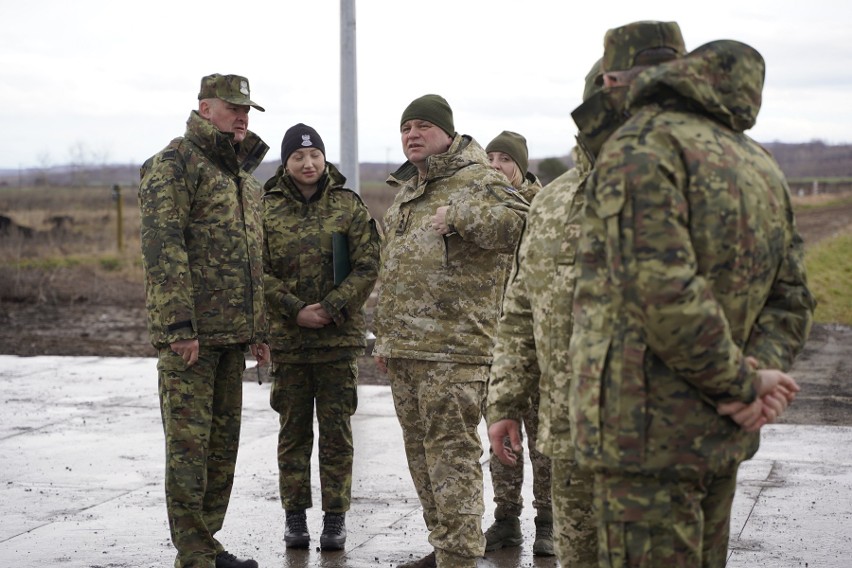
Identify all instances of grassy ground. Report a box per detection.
[805,230,852,325]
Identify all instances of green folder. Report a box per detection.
[332,232,351,286]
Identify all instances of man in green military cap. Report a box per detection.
[568,22,815,567]
[139,73,270,568]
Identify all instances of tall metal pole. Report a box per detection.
[340,0,359,194]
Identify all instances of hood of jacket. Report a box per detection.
[263,161,347,200]
[184,110,269,175]
[627,39,765,133]
[386,134,486,187]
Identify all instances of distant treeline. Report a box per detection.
[3,141,852,190]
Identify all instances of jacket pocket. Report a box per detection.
[605,339,648,468]
[191,262,249,336]
[569,330,612,463]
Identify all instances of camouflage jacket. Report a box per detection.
[139,110,269,349]
[487,154,590,458]
[262,162,380,362]
[569,40,815,478]
[373,134,529,364]
[518,171,543,203]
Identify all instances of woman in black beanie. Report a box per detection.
[261,123,380,553]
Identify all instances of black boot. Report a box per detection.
[320,512,347,550]
[215,551,258,568]
[284,509,310,549]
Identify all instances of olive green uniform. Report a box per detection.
[569,41,815,567]
[262,162,380,513]
[139,110,269,568]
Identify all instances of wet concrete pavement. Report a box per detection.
[1,355,850,567]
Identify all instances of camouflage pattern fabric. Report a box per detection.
[376,133,526,567]
[373,133,529,365]
[602,20,686,72]
[487,153,590,457]
[158,345,246,568]
[486,152,596,566]
[387,359,487,568]
[488,388,551,518]
[517,171,542,203]
[140,109,269,568]
[139,110,269,349]
[569,40,815,564]
[552,458,596,566]
[262,161,380,360]
[270,358,358,513]
[593,469,736,568]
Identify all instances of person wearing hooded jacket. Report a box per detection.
[139,73,269,568]
[373,94,528,568]
[486,59,604,567]
[262,123,380,552]
[569,22,815,567]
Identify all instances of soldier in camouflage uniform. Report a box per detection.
[486,130,542,203]
[481,129,553,556]
[487,60,603,567]
[138,74,270,568]
[262,123,380,551]
[372,94,528,568]
[569,23,816,567]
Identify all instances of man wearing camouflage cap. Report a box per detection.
[373,94,528,568]
[139,73,270,568]
[486,58,603,567]
[568,22,815,566]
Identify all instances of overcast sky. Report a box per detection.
[2,0,851,170]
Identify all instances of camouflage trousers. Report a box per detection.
[269,358,358,513]
[488,387,552,518]
[387,358,487,568]
[552,458,597,567]
[157,344,246,568]
[593,469,738,568]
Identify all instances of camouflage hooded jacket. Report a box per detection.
[262,162,380,362]
[139,110,269,349]
[487,151,591,458]
[517,171,543,203]
[569,40,815,478]
[373,134,529,364]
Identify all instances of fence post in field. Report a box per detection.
[112,184,123,251]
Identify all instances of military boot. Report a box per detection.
[320,512,347,551]
[214,551,258,568]
[532,509,555,556]
[284,509,310,549]
[397,551,436,568]
[484,512,523,551]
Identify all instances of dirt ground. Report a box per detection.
[1,203,851,425]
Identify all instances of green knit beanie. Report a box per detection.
[486,131,529,174]
[400,94,455,137]
[603,20,686,72]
